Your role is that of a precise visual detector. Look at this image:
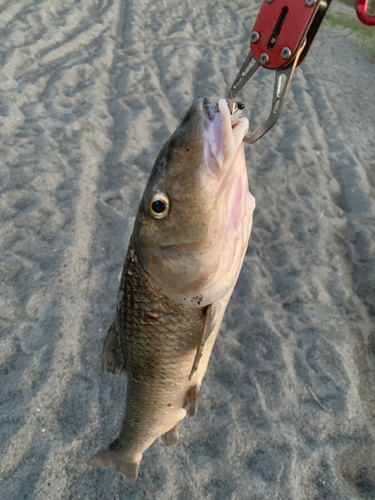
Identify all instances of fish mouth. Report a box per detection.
[202,97,245,124]
[195,97,249,177]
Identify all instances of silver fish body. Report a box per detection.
[88,97,255,480]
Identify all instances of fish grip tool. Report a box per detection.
[228,0,332,144]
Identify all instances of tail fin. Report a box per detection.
[87,448,139,481]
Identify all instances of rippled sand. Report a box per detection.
[1,1,375,499]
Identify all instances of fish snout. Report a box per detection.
[190,97,217,120]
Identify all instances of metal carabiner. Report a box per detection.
[356,0,375,26]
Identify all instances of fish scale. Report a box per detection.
[118,240,205,364]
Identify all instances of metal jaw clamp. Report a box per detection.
[228,0,332,144]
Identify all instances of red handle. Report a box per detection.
[250,0,321,70]
[356,0,375,26]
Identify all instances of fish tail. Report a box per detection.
[87,448,139,481]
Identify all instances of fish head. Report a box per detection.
[134,97,255,307]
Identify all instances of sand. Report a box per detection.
[1,0,375,499]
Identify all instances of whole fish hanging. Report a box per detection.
[88,97,256,480]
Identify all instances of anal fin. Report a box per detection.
[102,321,127,377]
[184,385,199,417]
[161,425,178,446]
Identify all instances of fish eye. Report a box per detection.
[149,193,169,219]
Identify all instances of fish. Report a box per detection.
[87,97,256,480]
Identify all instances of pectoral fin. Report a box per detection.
[188,295,232,380]
[184,385,199,417]
[102,322,127,377]
[188,304,214,380]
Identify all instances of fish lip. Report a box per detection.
[195,97,226,122]
[201,97,217,121]
[198,97,243,125]
[200,97,244,119]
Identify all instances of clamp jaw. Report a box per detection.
[228,0,332,144]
